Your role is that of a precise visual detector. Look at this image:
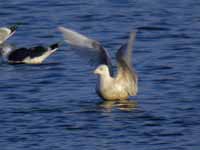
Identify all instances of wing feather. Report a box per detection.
[116,32,138,95]
[58,26,113,75]
[0,28,12,44]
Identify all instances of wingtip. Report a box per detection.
[58,26,70,33]
[130,30,137,37]
[128,31,137,43]
[58,26,64,32]
[49,41,62,50]
[8,24,19,33]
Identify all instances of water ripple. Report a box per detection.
[0,1,200,150]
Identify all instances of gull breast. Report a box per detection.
[99,80,129,101]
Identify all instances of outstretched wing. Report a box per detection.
[58,26,113,75]
[0,28,12,44]
[116,32,138,96]
[0,25,17,44]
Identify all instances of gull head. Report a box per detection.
[0,43,13,57]
[94,64,110,76]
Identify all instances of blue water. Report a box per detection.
[0,1,200,150]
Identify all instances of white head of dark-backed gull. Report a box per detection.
[59,26,138,101]
[0,25,17,44]
[0,42,61,64]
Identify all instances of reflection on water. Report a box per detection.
[99,100,138,112]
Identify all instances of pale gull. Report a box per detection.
[59,26,138,101]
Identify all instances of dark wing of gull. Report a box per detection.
[58,26,113,75]
[0,25,17,44]
[8,48,30,63]
[116,32,138,96]
[29,42,60,58]
[29,46,48,58]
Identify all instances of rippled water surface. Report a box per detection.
[0,1,200,150]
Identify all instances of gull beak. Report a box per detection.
[93,68,98,74]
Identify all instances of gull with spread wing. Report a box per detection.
[59,26,138,101]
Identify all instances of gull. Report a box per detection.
[59,26,138,101]
[0,42,60,64]
[0,25,17,44]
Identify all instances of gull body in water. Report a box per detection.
[0,25,17,44]
[59,26,138,101]
[0,42,60,64]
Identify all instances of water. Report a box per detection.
[0,0,200,150]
